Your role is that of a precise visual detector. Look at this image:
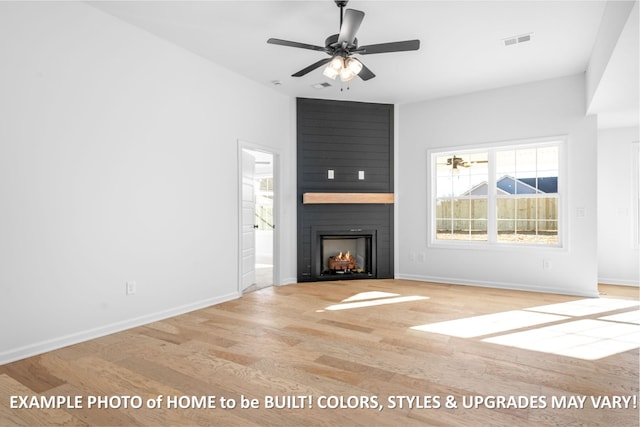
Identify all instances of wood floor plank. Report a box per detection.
[0,374,87,427]
[1,280,638,426]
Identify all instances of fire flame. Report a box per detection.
[329,250,358,272]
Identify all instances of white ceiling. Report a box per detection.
[90,1,638,126]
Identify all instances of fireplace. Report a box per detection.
[312,228,377,280]
[296,98,394,282]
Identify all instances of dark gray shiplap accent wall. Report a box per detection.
[297,98,394,281]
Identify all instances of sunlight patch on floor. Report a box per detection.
[342,291,400,302]
[526,298,639,316]
[484,319,640,360]
[410,298,640,360]
[318,292,429,312]
[323,296,429,311]
[411,311,568,338]
[598,309,640,324]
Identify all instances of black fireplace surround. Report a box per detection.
[297,98,394,282]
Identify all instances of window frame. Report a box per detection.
[428,136,566,250]
[632,141,639,250]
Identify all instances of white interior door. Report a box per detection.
[241,150,256,291]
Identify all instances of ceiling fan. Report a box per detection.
[443,156,489,170]
[267,0,420,82]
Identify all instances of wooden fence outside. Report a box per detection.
[436,196,558,234]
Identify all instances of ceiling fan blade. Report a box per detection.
[337,9,365,45]
[357,62,376,81]
[267,38,328,53]
[291,57,332,77]
[357,39,420,55]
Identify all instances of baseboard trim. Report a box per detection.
[395,274,599,298]
[0,292,240,366]
[278,277,299,286]
[598,277,640,287]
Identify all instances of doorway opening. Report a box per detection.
[239,143,278,294]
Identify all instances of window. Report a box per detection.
[435,151,489,241]
[430,138,563,247]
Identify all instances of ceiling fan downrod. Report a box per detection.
[336,0,348,29]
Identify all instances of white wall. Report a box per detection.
[597,127,640,286]
[585,0,636,112]
[397,74,599,297]
[0,2,294,364]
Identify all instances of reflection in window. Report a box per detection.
[435,152,489,241]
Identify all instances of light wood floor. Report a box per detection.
[1,280,638,426]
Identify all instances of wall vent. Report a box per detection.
[503,33,533,47]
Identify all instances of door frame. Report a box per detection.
[237,139,280,294]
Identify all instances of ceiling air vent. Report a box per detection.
[312,82,332,89]
[503,33,533,47]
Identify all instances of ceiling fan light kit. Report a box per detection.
[267,0,420,83]
[323,56,343,79]
[323,56,363,82]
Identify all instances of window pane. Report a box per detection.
[435,152,488,197]
[535,177,558,194]
[497,219,515,233]
[515,148,537,180]
[452,198,470,218]
[518,198,537,220]
[453,219,469,234]
[436,218,452,235]
[537,197,558,220]
[496,150,515,179]
[538,220,558,233]
[516,219,536,234]
[471,199,487,220]
[436,197,488,241]
[470,219,488,241]
[497,198,515,219]
[436,199,452,219]
[537,145,559,174]
[436,170,454,197]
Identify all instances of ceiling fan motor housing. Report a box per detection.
[325,34,358,51]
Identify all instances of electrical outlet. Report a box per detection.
[418,252,426,263]
[409,252,416,261]
[126,281,137,296]
[358,170,365,180]
[542,259,552,270]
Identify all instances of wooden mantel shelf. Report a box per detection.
[303,192,395,204]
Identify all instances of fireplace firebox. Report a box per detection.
[312,228,377,280]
